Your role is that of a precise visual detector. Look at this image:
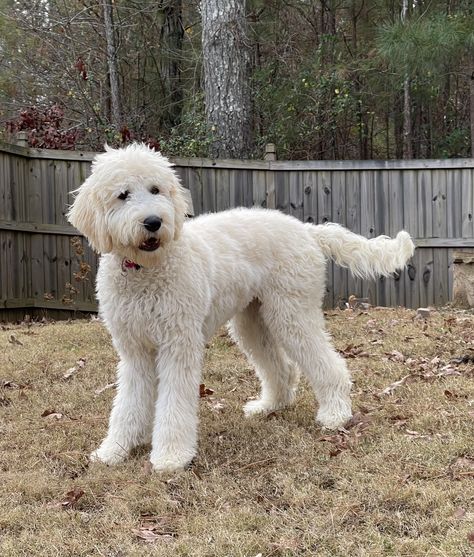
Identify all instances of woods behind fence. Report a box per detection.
[0,143,473,320]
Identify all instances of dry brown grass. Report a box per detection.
[1,307,473,557]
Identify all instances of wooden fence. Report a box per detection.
[0,142,473,320]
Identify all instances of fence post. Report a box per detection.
[264,144,276,209]
[15,131,28,147]
[264,143,276,161]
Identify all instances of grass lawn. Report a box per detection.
[0,307,473,556]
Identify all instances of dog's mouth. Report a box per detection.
[139,238,161,251]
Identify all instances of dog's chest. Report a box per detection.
[99,269,172,345]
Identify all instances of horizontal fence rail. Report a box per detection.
[0,142,473,320]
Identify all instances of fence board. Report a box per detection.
[317,172,333,306]
[461,169,474,238]
[432,170,448,306]
[275,171,289,214]
[331,171,348,307]
[390,170,405,306]
[303,171,317,224]
[265,168,276,210]
[0,143,473,320]
[403,170,418,308]
[253,170,266,209]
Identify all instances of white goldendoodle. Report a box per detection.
[68,143,414,472]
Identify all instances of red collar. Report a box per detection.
[122,258,141,271]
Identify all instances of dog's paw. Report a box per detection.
[150,450,194,473]
[243,399,273,416]
[244,394,296,417]
[316,401,352,430]
[89,443,128,465]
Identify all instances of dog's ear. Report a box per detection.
[68,181,113,254]
[170,180,188,240]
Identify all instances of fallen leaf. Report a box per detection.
[451,354,474,364]
[436,365,461,378]
[61,487,84,508]
[133,528,162,543]
[444,389,466,399]
[388,414,411,428]
[63,367,77,380]
[339,344,371,358]
[47,487,84,509]
[1,380,24,389]
[468,532,474,544]
[63,358,87,379]
[94,382,117,395]
[199,383,214,398]
[318,432,349,456]
[378,374,413,396]
[453,507,466,520]
[133,515,176,543]
[449,456,474,479]
[41,409,64,420]
[343,412,371,432]
[208,399,225,413]
[8,335,23,346]
[385,350,406,363]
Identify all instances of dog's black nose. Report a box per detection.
[143,216,162,232]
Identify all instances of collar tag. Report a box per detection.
[122,258,141,271]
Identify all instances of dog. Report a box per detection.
[68,143,414,472]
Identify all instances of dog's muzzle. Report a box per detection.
[139,238,161,251]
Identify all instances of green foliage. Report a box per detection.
[377,13,474,76]
[160,103,213,158]
[436,127,470,158]
[254,57,364,159]
[0,0,472,159]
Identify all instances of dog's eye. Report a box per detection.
[118,190,129,201]
[150,186,160,195]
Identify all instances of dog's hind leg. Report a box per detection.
[260,299,352,430]
[229,299,300,416]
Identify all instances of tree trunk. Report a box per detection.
[401,0,412,159]
[102,0,121,130]
[159,0,184,130]
[201,0,253,158]
[402,77,413,158]
[470,61,474,157]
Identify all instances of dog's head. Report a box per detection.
[67,144,188,266]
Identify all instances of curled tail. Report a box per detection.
[311,223,415,279]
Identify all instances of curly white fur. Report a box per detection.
[68,143,415,472]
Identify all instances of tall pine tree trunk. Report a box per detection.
[159,0,184,130]
[102,0,121,130]
[402,77,413,158]
[470,61,474,157]
[401,0,412,159]
[201,0,253,158]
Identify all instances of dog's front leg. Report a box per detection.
[150,342,203,472]
[91,350,156,465]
